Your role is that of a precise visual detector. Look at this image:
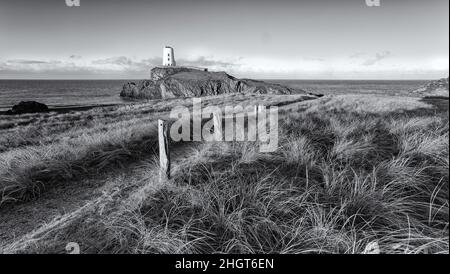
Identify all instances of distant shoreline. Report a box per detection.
[0,79,442,114]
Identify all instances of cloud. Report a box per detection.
[0,55,242,78]
[88,55,240,72]
[69,55,82,59]
[178,56,240,70]
[90,56,163,73]
[361,51,392,66]
[302,57,325,62]
[1,53,446,80]
[92,56,134,66]
[349,52,366,59]
[1,59,64,72]
[6,59,50,64]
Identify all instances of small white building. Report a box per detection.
[163,46,176,67]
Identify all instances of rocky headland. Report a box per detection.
[121,67,312,99]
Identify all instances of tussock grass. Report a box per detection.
[0,94,448,254]
[0,94,312,205]
[100,98,448,254]
[0,121,159,204]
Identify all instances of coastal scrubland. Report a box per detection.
[0,93,448,254]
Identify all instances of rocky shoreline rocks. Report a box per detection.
[6,101,49,115]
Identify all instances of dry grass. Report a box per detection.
[110,107,447,254]
[0,94,311,205]
[0,94,448,254]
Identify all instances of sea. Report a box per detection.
[0,79,428,111]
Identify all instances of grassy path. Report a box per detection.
[0,140,198,253]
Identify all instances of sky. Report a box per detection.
[0,0,448,80]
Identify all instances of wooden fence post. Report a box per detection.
[213,112,222,141]
[257,105,264,115]
[158,119,170,181]
[247,105,258,141]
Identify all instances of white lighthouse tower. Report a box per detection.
[163,46,176,67]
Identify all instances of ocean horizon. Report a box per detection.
[0,79,429,111]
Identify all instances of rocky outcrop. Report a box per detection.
[6,101,49,115]
[121,67,308,99]
[413,77,449,97]
[150,67,199,81]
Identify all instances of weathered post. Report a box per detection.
[158,119,170,181]
[257,105,266,142]
[247,105,258,141]
[213,112,223,141]
[257,105,265,115]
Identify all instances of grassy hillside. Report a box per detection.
[0,94,448,254]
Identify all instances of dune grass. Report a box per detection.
[0,120,159,204]
[0,94,313,205]
[100,105,447,254]
[0,94,448,254]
